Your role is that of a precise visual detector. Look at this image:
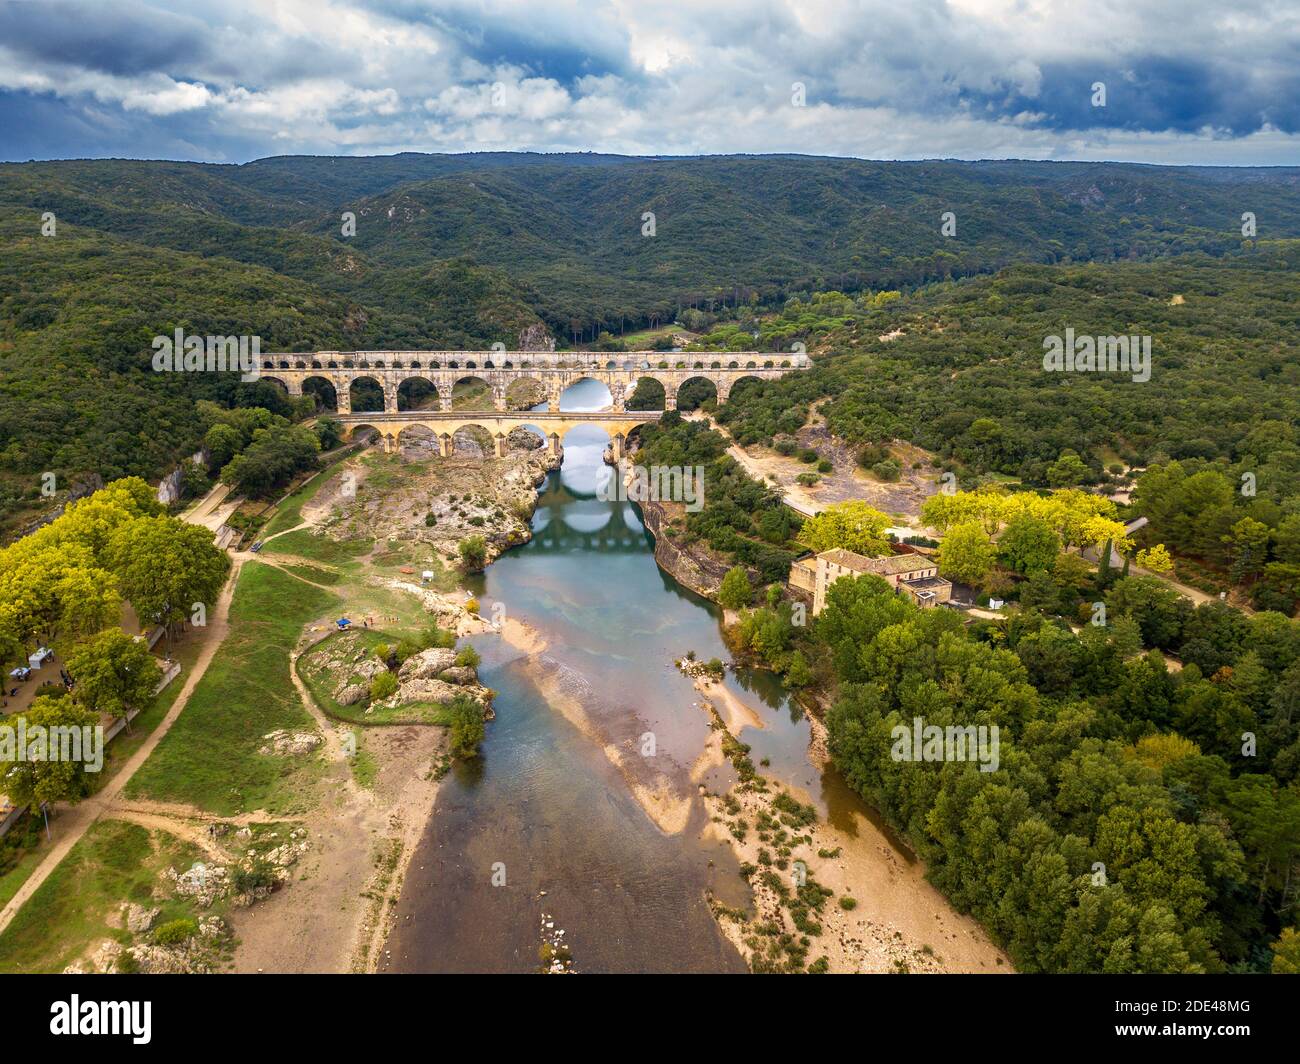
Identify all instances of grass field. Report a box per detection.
[0,820,209,974]
[263,529,373,566]
[126,562,336,816]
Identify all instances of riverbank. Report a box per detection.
[692,679,1011,974]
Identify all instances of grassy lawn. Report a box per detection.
[279,562,344,586]
[0,820,210,974]
[126,562,337,816]
[263,528,373,565]
[0,826,46,911]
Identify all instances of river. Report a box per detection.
[381,381,903,973]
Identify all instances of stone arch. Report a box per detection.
[395,423,440,456]
[726,374,765,404]
[397,376,439,412]
[674,375,718,412]
[504,376,547,411]
[259,375,289,395]
[625,376,666,411]
[346,423,381,444]
[451,424,494,457]
[450,375,494,411]
[348,375,384,413]
[301,375,337,412]
[558,376,613,412]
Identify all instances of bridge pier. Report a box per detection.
[337,389,351,415]
[494,433,507,458]
[609,433,624,461]
[548,433,560,458]
[383,385,399,414]
[439,434,453,458]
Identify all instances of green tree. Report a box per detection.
[719,566,753,609]
[2,694,101,811]
[64,628,162,733]
[370,671,398,701]
[104,515,230,651]
[997,515,1061,574]
[937,521,997,585]
[1046,449,1090,487]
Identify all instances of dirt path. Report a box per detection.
[0,553,246,936]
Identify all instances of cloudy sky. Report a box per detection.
[1,0,1297,165]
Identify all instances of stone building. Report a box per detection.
[789,548,952,615]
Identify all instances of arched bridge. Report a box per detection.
[257,348,809,414]
[340,411,661,459]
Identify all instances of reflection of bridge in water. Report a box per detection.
[528,490,649,553]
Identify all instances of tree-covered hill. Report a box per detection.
[2,151,1299,533]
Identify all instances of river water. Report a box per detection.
[381,381,884,973]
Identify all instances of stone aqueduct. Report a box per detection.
[257,349,810,458]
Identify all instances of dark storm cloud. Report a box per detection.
[0,0,1296,164]
[0,0,214,78]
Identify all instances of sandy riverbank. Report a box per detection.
[695,686,1012,974]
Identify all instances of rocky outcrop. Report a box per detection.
[518,323,555,351]
[635,494,733,600]
[258,730,323,757]
[397,647,458,680]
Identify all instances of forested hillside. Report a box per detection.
[2,152,1298,535]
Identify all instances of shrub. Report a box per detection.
[458,536,488,571]
[232,859,277,896]
[796,473,819,486]
[421,626,456,649]
[816,458,833,473]
[370,671,398,701]
[454,644,481,669]
[448,696,486,759]
[153,918,198,946]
